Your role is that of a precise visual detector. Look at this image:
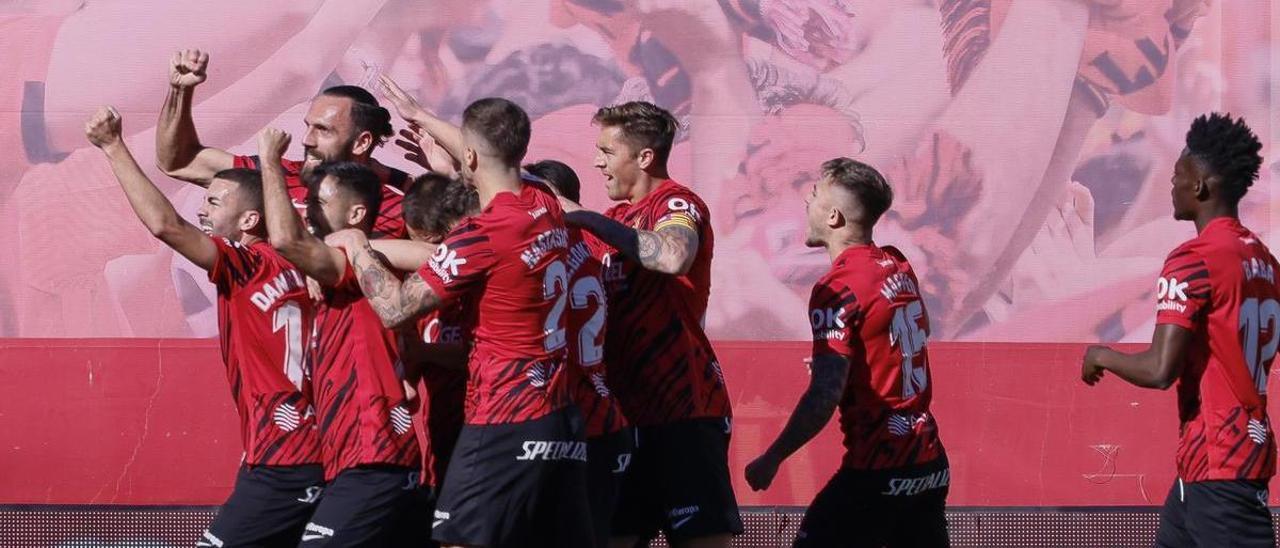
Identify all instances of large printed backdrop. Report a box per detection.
[0,0,1277,506]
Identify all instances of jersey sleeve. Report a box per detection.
[417,222,498,307]
[653,189,709,237]
[1154,246,1211,329]
[809,277,861,357]
[207,236,261,290]
[232,155,259,170]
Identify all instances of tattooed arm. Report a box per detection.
[563,209,699,275]
[328,229,443,328]
[745,353,849,490]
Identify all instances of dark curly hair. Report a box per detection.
[1185,112,1263,204]
[402,173,479,238]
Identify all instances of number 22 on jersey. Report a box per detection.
[543,260,607,364]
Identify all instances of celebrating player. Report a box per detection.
[526,158,633,548]
[86,106,323,547]
[558,102,741,547]
[1081,113,1276,547]
[327,98,591,547]
[744,158,950,547]
[156,50,413,238]
[258,128,420,546]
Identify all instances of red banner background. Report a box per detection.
[6,338,1269,507]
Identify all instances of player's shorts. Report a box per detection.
[587,426,636,547]
[794,457,950,548]
[199,464,324,548]
[1156,477,1275,548]
[299,465,419,547]
[431,406,592,548]
[612,417,744,542]
[395,483,438,547]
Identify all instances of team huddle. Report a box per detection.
[83,46,1277,548]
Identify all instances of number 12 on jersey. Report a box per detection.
[1239,297,1280,394]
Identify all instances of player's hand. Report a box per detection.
[1081,345,1108,386]
[84,106,124,149]
[324,228,369,256]
[306,277,324,303]
[557,196,584,214]
[396,123,457,176]
[378,74,428,124]
[170,49,209,89]
[402,380,418,402]
[745,453,781,491]
[257,128,292,161]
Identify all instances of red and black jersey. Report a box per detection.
[408,305,472,487]
[599,179,730,426]
[565,229,627,438]
[810,244,945,471]
[309,262,419,480]
[419,181,573,425]
[209,237,320,466]
[232,155,411,239]
[1155,217,1280,482]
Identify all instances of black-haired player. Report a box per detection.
[526,158,633,548]
[86,107,323,547]
[259,128,420,546]
[156,51,412,238]
[1082,113,1277,547]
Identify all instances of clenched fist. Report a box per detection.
[84,106,123,149]
[257,128,292,160]
[170,49,209,89]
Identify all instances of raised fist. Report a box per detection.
[170,49,209,89]
[84,106,123,149]
[257,128,292,160]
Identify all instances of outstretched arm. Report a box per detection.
[155,49,233,186]
[563,204,699,276]
[87,106,217,270]
[745,353,849,490]
[379,74,466,164]
[327,228,443,328]
[1082,324,1191,389]
[258,129,348,285]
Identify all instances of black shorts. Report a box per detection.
[795,458,950,548]
[1156,478,1275,547]
[299,465,419,547]
[199,464,324,548]
[587,427,636,547]
[612,417,743,542]
[431,407,592,548]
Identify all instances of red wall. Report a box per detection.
[3,338,1269,506]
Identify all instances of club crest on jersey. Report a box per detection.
[1156,276,1189,312]
[430,244,467,283]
